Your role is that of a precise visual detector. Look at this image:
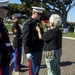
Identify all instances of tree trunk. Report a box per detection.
[62,13,67,28]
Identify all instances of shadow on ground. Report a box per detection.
[20,65,29,72]
[60,61,75,66]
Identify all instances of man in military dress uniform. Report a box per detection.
[22,7,45,75]
[0,0,12,75]
[11,14,22,71]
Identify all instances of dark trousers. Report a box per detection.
[28,52,42,75]
[14,47,22,70]
[0,66,9,75]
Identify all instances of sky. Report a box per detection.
[9,0,75,22]
[67,6,75,22]
[9,0,21,4]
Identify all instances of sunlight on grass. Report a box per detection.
[63,31,75,38]
[6,25,12,32]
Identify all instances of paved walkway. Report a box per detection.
[9,34,75,75]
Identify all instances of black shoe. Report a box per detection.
[15,68,26,72]
[20,64,26,68]
[15,68,22,72]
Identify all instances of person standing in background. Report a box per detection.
[22,7,45,75]
[36,14,62,75]
[11,14,22,71]
[0,0,12,75]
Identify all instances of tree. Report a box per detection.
[8,3,30,18]
[20,0,75,27]
[8,3,20,15]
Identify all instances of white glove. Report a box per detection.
[26,53,33,59]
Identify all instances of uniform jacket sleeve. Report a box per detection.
[12,24,22,47]
[22,23,30,54]
[0,33,10,56]
[0,24,10,43]
[12,25,18,36]
[42,29,55,42]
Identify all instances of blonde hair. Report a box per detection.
[49,14,62,26]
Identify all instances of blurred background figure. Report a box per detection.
[0,0,12,75]
[11,14,22,71]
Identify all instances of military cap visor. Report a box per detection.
[0,0,9,7]
[32,6,45,14]
[12,13,22,19]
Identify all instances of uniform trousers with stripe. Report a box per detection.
[45,49,62,75]
[14,47,22,70]
[0,66,9,75]
[28,52,42,75]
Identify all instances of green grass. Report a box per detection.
[63,31,75,38]
[63,26,75,38]
[6,25,12,32]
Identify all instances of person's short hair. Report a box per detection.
[49,14,62,26]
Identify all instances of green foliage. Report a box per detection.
[20,0,75,27]
[8,3,31,18]
[5,21,13,24]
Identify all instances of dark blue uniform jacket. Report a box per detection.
[12,22,22,47]
[22,18,44,54]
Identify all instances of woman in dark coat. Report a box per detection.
[36,14,62,75]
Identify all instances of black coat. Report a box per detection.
[0,35,11,67]
[0,19,11,67]
[12,22,22,47]
[42,27,62,51]
[22,18,44,54]
[0,19,10,43]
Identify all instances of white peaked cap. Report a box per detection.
[32,6,45,13]
[0,0,9,7]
